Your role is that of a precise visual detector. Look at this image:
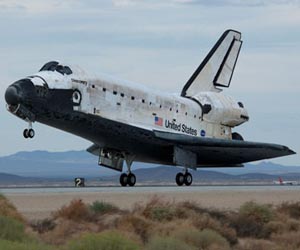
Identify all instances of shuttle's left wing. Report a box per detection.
[154,131,295,167]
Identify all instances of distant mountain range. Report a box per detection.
[0,150,299,185]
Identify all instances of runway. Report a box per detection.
[2,186,300,220]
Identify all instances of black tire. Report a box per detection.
[28,129,35,138]
[23,129,29,138]
[184,172,193,186]
[127,173,136,187]
[120,173,128,187]
[176,173,184,186]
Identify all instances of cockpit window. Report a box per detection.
[64,66,72,75]
[39,61,73,75]
[55,65,64,75]
[39,61,59,71]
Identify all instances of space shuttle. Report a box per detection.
[5,30,295,186]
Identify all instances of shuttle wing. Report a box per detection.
[181,29,242,97]
[154,131,295,167]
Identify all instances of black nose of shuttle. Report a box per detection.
[5,85,20,105]
[5,79,36,106]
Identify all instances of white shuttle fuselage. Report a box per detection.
[35,68,248,141]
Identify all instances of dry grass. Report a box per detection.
[30,218,56,234]
[89,201,119,215]
[172,228,230,250]
[0,215,27,242]
[66,231,140,250]
[53,199,92,222]
[0,194,24,222]
[39,219,99,245]
[234,238,284,250]
[145,236,193,250]
[34,196,300,249]
[116,214,153,243]
[271,231,300,249]
[230,202,274,238]
[3,193,300,250]
[190,211,237,245]
[138,196,176,221]
[277,202,300,219]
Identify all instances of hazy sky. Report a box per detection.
[0,0,299,165]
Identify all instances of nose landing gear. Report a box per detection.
[23,128,35,139]
[23,121,35,139]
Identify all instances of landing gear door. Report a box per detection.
[173,146,197,169]
[99,149,124,172]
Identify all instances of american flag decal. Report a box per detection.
[155,116,163,126]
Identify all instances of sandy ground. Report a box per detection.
[5,188,300,221]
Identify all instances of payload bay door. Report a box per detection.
[173,146,197,168]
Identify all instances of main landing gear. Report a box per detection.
[119,155,136,187]
[176,170,193,186]
[120,172,136,187]
[23,121,35,139]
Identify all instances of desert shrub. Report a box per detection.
[285,218,300,231]
[117,215,152,243]
[39,219,96,245]
[215,224,237,246]
[231,213,271,238]
[265,220,286,235]
[0,216,27,242]
[0,194,24,222]
[54,199,92,222]
[67,231,139,250]
[271,231,300,249]
[0,239,54,250]
[234,238,284,250]
[172,228,230,250]
[231,202,273,238]
[173,205,190,219]
[179,201,228,221]
[174,201,237,245]
[266,218,300,235]
[143,218,192,240]
[197,229,230,250]
[191,212,237,245]
[145,236,194,250]
[216,225,237,246]
[141,197,175,221]
[89,201,119,214]
[30,218,56,234]
[277,202,300,219]
[149,206,174,221]
[239,202,273,223]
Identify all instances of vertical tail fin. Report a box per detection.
[181,29,242,97]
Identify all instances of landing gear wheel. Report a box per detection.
[23,128,35,139]
[23,129,29,138]
[184,172,193,186]
[120,173,128,186]
[176,172,185,186]
[127,173,136,187]
[28,129,35,138]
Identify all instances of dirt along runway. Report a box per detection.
[3,186,300,220]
